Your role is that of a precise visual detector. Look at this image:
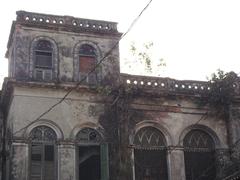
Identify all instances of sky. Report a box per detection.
[1,0,240,86]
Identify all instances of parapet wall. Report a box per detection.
[16,10,118,34]
[120,73,240,96]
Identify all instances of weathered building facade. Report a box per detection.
[1,10,240,180]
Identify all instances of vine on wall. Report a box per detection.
[201,70,238,119]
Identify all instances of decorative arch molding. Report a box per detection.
[179,124,222,148]
[70,122,105,140]
[73,40,102,82]
[130,120,173,146]
[24,119,64,140]
[132,121,170,180]
[29,36,58,80]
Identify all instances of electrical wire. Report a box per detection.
[11,1,236,179]
[168,111,208,154]
[13,0,154,135]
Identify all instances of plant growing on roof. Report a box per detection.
[124,42,166,76]
[202,69,238,118]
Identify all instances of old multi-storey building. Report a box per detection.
[1,10,240,180]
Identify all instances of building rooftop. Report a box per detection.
[6,10,121,57]
[16,10,119,34]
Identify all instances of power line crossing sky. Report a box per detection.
[1,0,240,86]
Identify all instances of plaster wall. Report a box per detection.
[6,86,230,180]
[11,25,120,82]
[9,86,105,139]
[130,97,228,148]
[7,86,106,180]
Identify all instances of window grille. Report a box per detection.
[33,40,53,81]
[183,130,216,180]
[134,127,168,180]
[29,126,57,180]
[76,128,102,144]
[35,51,52,68]
[79,44,96,56]
[29,126,57,142]
[35,40,53,51]
[134,127,166,149]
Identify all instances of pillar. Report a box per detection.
[11,141,28,180]
[58,142,76,180]
[168,147,186,180]
[215,148,232,179]
[228,106,240,146]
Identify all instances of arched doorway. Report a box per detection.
[134,127,169,180]
[29,125,57,180]
[183,129,216,180]
[76,128,108,180]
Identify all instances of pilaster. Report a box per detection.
[11,142,28,180]
[58,141,76,180]
[167,147,186,180]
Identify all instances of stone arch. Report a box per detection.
[29,36,58,80]
[73,40,102,82]
[132,121,170,180]
[130,120,173,146]
[73,122,107,180]
[70,122,104,140]
[179,124,222,148]
[27,120,60,180]
[24,119,64,140]
[181,125,219,180]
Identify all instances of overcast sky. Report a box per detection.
[1,0,240,86]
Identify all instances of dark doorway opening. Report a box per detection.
[184,151,216,180]
[134,149,168,180]
[78,146,100,180]
[183,130,216,180]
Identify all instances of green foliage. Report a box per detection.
[204,69,238,118]
[97,85,113,96]
[130,42,153,73]
[128,42,166,76]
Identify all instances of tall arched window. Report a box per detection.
[34,40,53,81]
[183,130,216,180]
[79,44,98,84]
[76,128,108,180]
[29,126,57,180]
[134,127,169,180]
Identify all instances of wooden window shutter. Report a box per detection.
[31,144,42,180]
[29,126,57,180]
[35,51,52,68]
[44,145,55,180]
[101,143,109,180]
[79,56,95,73]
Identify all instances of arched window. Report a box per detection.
[79,44,98,84]
[29,126,57,180]
[134,127,168,180]
[34,40,53,81]
[183,130,216,180]
[76,128,108,180]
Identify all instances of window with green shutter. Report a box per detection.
[101,143,109,180]
[76,128,108,180]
